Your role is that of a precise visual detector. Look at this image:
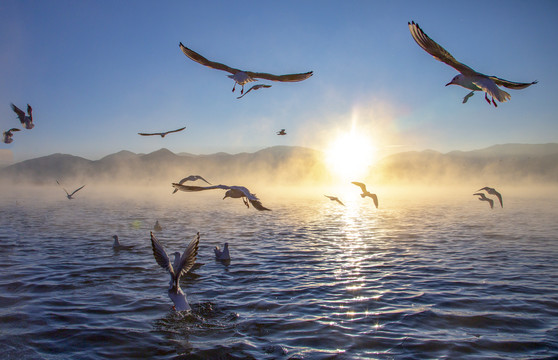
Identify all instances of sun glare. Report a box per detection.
[325,131,377,181]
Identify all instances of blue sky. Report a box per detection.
[1,0,557,162]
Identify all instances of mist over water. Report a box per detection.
[1,186,557,359]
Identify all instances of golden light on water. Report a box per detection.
[325,129,377,182]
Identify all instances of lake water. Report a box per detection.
[1,188,557,359]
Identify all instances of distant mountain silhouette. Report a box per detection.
[2,144,557,186]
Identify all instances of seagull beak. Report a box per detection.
[445,81,453,86]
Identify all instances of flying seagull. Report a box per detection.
[408,21,537,107]
[11,103,34,129]
[171,175,212,194]
[112,235,134,250]
[2,128,20,144]
[352,182,379,208]
[324,195,345,206]
[138,126,186,138]
[179,42,313,94]
[236,84,272,99]
[473,192,494,209]
[277,129,287,136]
[172,183,271,211]
[214,242,230,261]
[150,231,200,312]
[56,180,85,200]
[478,186,503,208]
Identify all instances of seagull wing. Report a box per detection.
[69,185,85,197]
[175,232,200,282]
[408,21,477,76]
[11,104,26,123]
[249,199,271,211]
[179,42,241,74]
[351,181,368,193]
[471,77,510,102]
[196,176,212,185]
[138,132,160,136]
[165,126,187,135]
[488,76,538,90]
[371,194,379,208]
[493,190,503,208]
[335,198,345,206]
[172,183,230,192]
[245,70,313,83]
[150,232,174,275]
[487,198,494,209]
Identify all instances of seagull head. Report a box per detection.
[223,190,232,200]
[446,74,464,87]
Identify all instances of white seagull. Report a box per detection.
[112,235,134,250]
[214,242,230,261]
[2,128,20,144]
[324,195,345,206]
[171,175,212,194]
[150,231,200,312]
[138,126,186,138]
[11,103,34,129]
[56,180,85,200]
[408,21,537,107]
[473,193,494,209]
[179,42,313,94]
[477,186,503,208]
[352,182,379,208]
[236,84,272,99]
[172,183,271,211]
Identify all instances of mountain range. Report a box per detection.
[1,144,557,187]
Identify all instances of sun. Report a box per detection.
[325,130,377,181]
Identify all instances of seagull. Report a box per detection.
[351,182,379,208]
[324,195,345,206]
[473,192,494,209]
[153,220,163,231]
[150,231,200,312]
[408,21,537,107]
[277,129,287,136]
[2,128,20,144]
[56,180,85,200]
[236,84,272,99]
[179,42,313,94]
[138,126,186,138]
[172,183,271,211]
[214,242,230,261]
[11,103,34,129]
[112,235,134,250]
[478,186,503,208]
[171,175,212,194]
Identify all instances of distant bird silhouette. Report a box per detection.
[153,220,163,231]
[150,231,200,312]
[179,42,313,94]
[477,187,503,208]
[473,192,494,209]
[236,84,272,99]
[56,180,85,200]
[352,182,379,208]
[277,129,287,136]
[138,126,186,138]
[171,175,212,194]
[11,103,34,129]
[2,128,20,144]
[172,183,271,211]
[324,195,345,206]
[214,242,230,261]
[408,21,537,107]
[112,235,134,250]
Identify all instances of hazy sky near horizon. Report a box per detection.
[1,0,557,162]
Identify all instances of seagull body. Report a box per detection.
[277,129,287,136]
[171,175,212,194]
[179,42,313,94]
[236,84,272,99]
[150,231,200,312]
[153,220,163,231]
[2,128,20,144]
[408,21,537,107]
[478,187,503,208]
[138,126,186,138]
[214,242,230,261]
[473,193,494,209]
[351,182,379,208]
[172,183,271,211]
[324,195,345,206]
[11,104,34,129]
[112,235,134,250]
[56,181,85,199]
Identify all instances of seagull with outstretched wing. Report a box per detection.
[11,103,34,129]
[138,126,186,138]
[408,21,537,107]
[179,42,313,94]
[473,193,494,209]
[171,175,212,194]
[352,182,379,208]
[172,183,271,211]
[56,180,85,200]
[277,129,287,136]
[478,186,503,208]
[324,195,345,206]
[2,128,20,144]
